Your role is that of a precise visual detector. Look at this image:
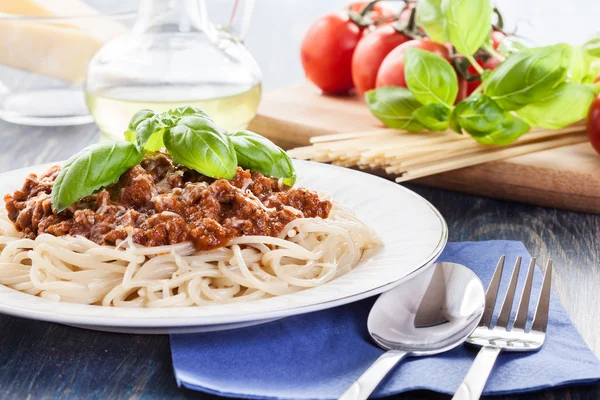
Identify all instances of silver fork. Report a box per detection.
[452,256,552,400]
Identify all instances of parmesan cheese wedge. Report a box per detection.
[0,0,128,82]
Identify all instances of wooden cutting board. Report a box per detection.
[248,82,600,214]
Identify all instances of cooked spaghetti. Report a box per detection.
[0,154,379,307]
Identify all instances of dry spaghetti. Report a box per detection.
[288,124,587,182]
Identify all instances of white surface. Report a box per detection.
[0,160,447,334]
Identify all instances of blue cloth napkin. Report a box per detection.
[170,241,600,399]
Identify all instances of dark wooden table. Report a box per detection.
[1,1,599,399]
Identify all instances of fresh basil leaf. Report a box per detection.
[484,44,572,111]
[124,129,136,143]
[416,0,448,43]
[449,116,463,134]
[452,95,505,136]
[568,46,598,84]
[164,116,237,179]
[442,0,492,56]
[142,127,167,152]
[497,38,527,57]
[453,95,530,144]
[229,130,296,186]
[413,103,451,131]
[135,117,169,151]
[124,109,156,144]
[472,114,530,145]
[51,142,143,212]
[127,109,156,131]
[123,109,168,151]
[405,48,458,106]
[583,34,600,57]
[365,87,425,131]
[125,107,213,152]
[165,106,211,125]
[517,83,596,129]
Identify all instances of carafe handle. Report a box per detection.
[225,0,255,41]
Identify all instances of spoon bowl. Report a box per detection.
[339,262,485,400]
[369,262,486,354]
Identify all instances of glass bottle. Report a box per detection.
[85,0,261,139]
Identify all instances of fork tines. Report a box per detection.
[480,256,552,332]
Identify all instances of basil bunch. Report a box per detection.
[51,106,296,212]
[368,0,600,145]
[366,47,534,144]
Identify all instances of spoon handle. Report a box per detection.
[338,350,408,400]
[452,346,501,400]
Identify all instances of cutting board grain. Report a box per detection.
[248,82,600,214]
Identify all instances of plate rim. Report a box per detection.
[0,160,448,329]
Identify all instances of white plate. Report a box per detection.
[0,160,447,334]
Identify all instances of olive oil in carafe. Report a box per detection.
[85,83,262,140]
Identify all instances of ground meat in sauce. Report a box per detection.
[3,153,332,251]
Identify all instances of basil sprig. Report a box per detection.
[367,25,600,145]
[367,50,534,145]
[124,110,168,152]
[52,107,296,212]
[366,0,600,145]
[51,142,143,212]
[124,106,212,152]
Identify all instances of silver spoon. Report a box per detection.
[339,262,486,400]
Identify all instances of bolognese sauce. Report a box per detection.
[4,153,332,251]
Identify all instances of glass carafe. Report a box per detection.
[85,0,261,139]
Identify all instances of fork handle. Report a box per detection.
[452,346,501,400]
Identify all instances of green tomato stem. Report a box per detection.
[465,54,485,75]
[482,42,506,62]
[492,7,504,31]
[349,0,401,26]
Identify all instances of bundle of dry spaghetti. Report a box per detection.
[288,123,587,182]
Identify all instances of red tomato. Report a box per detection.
[595,75,600,83]
[352,25,411,96]
[465,57,502,96]
[375,40,451,89]
[456,78,468,103]
[301,12,362,94]
[300,2,395,94]
[587,95,600,155]
[491,31,506,49]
